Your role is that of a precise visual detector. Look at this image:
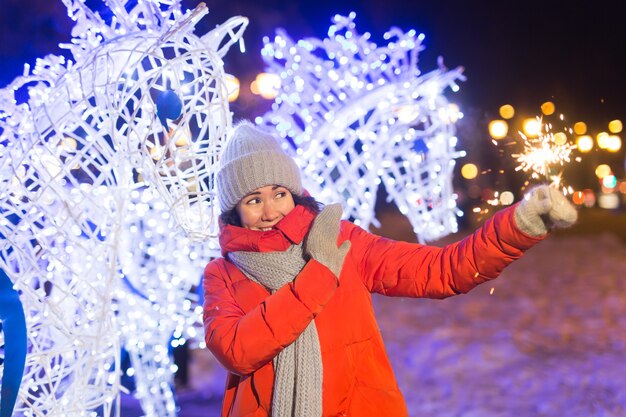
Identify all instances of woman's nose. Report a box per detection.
[262,202,279,221]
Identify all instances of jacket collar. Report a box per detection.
[219,205,315,255]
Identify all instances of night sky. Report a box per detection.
[1,0,625,129]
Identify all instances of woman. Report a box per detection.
[203,121,577,417]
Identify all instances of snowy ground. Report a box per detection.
[122,224,626,416]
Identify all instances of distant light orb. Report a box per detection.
[576,135,593,153]
[488,120,508,139]
[250,72,281,99]
[582,188,596,207]
[522,118,541,137]
[606,135,622,152]
[540,101,555,116]
[595,164,612,179]
[499,104,515,119]
[608,119,623,134]
[447,103,462,123]
[602,174,617,189]
[499,191,514,205]
[553,132,567,145]
[224,74,240,102]
[573,121,587,135]
[598,192,619,209]
[461,163,479,179]
[597,132,610,149]
[572,190,584,205]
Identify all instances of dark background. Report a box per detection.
[1,0,625,194]
[2,0,625,127]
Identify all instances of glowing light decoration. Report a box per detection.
[0,1,245,416]
[259,13,465,242]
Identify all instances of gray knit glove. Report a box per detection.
[304,204,351,278]
[514,185,578,236]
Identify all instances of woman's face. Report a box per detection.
[236,185,295,231]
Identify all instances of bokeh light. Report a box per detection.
[583,189,596,207]
[598,192,619,209]
[573,121,587,135]
[499,191,514,205]
[597,132,610,149]
[540,101,555,115]
[461,163,479,179]
[488,120,508,139]
[250,72,281,99]
[595,164,612,178]
[602,174,617,189]
[608,119,623,133]
[576,135,593,153]
[606,135,622,152]
[572,191,584,205]
[224,74,240,102]
[499,104,515,119]
[553,132,567,145]
[522,118,541,137]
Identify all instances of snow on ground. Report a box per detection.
[122,232,626,416]
[375,233,626,416]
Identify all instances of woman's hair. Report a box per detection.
[219,192,322,227]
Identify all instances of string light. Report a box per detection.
[259,13,466,242]
[0,1,245,415]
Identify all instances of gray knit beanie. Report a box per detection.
[217,121,303,212]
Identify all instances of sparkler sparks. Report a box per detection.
[512,117,577,192]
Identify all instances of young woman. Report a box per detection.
[203,121,577,417]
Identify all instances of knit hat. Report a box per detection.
[216,121,303,212]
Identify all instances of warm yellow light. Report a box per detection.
[60,137,78,150]
[461,163,479,179]
[170,126,191,146]
[606,135,622,152]
[595,164,612,179]
[499,104,515,119]
[224,74,240,102]
[573,122,587,135]
[540,101,555,116]
[576,135,593,153]
[488,120,508,139]
[553,132,567,145]
[447,103,461,123]
[250,72,281,100]
[608,119,623,134]
[597,132,610,149]
[522,118,541,137]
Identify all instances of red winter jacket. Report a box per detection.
[203,204,544,416]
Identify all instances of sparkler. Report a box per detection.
[512,116,577,193]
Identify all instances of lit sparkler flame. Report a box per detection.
[512,117,576,192]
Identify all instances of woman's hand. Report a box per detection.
[304,204,351,278]
[514,185,578,236]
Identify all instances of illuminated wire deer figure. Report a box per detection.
[260,13,465,242]
[0,1,245,415]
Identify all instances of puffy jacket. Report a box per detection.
[203,203,544,416]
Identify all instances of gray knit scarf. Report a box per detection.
[228,242,323,417]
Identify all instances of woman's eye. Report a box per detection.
[275,192,286,198]
[245,197,261,205]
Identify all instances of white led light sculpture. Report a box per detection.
[116,187,210,416]
[259,13,465,242]
[0,1,245,415]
